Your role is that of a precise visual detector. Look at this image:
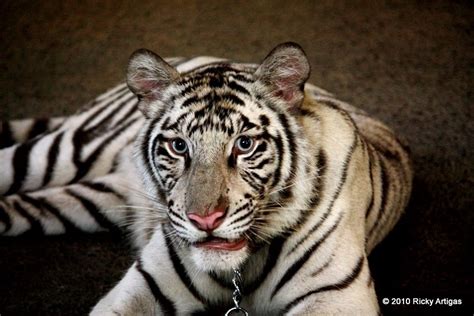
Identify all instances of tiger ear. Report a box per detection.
[127,49,180,118]
[255,42,310,110]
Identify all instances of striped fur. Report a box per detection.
[0,43,412,315]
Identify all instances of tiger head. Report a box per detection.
[128,43,314,272]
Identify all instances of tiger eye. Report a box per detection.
[170,138,188,155]
[235,136,255,154]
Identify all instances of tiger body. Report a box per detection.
[0,44,412,315]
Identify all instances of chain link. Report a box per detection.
[224,268,249,316]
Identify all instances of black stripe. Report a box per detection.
[84,95,135,133]
[19,194,82,233]
[164,112,190,131]
[209,74,224,88]
[5,138,40,195]
[365,146,375,219]
[229,209,252,226]
[42,132,63,186]
[251,141,268,156]
[70,88,131,171]
[250,158,273,170]
[71,102,113,171]
[307,150,327,209]
[182,92,245,109]
[81,181,126,201]
[71,118,138,182]
[182,95,203,108]
[316,98,350,117]
[156,146,173,159]
[230,217,252,230]
[28,118,49,139]
[168,208,186,222]
[241,172,264,194]
[284,257,365,312]
[156,163,171,171]
[239,114,257,132]
[270,133,284,187]
[178,81,208,97]
[0,202,12,232]
[221,93,245,106]
[13,201,43,234]
[271,213,343,298]
[111,101,139,129]
[368,154,390,237]
[164,228,206,304]
[311,254,334,277]
[288,133,358,254]
[143,118,164,190]
[244,235,286,294]
[168,216,187,231]
[259,115,270,127]
[278,113,297,189]
[0,121,15,149]
[36,197,83,233]
[231,202,250,215]
[228,81,250,96]
[249,171,269,184]
[136,259,176,316]
[65,189,119,233]
[231,73,254,83]
[202,65,238,75]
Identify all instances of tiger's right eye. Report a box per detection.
[169,138,188,155]
[234,136,256,155]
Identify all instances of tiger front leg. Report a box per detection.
[90,261,160,316]
[91,228,206,316]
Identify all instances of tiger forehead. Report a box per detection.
[173,64,256,102]
[159,64,262,135]
[179,63,256,83]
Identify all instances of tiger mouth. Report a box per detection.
[194,236,247,251]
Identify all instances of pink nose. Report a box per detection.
[188,210,226,232]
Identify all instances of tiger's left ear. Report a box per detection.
[255,42,310,110]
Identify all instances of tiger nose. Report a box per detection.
[187,209,226,232]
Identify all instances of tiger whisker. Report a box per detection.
[114,183,166,205]
[114,205,168,212]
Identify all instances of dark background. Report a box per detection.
[0,1,472,315]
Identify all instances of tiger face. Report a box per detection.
[128,43,311,272]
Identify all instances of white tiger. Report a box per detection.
[0,43,412,315]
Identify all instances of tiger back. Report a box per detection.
[0,43,412,315]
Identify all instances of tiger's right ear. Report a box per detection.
[127,49,180,118]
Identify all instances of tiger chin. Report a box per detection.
[0,42,412,315]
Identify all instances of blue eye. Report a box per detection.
[170,138,188,155]
[235,136,255,154]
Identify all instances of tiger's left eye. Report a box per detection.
[234,136,255,155]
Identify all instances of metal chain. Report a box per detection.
[224,268,249,316]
